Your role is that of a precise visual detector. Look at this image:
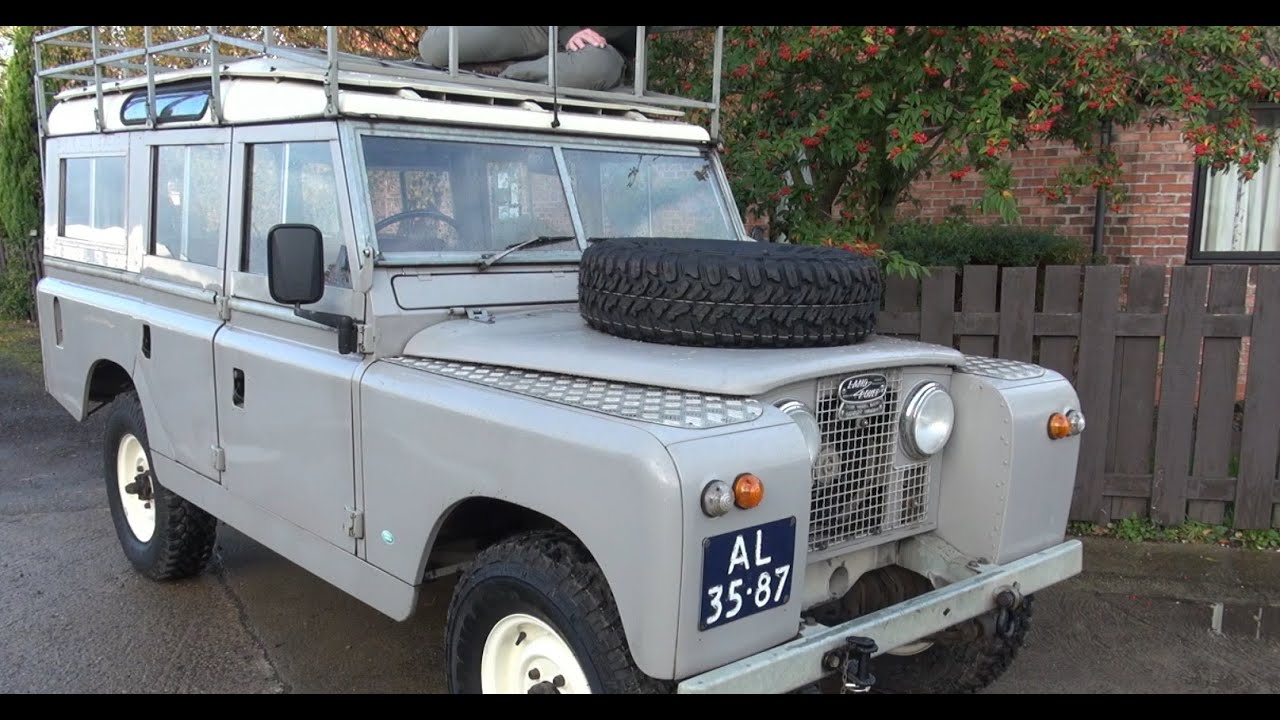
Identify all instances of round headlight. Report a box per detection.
[776,399,821,464]
[900,382,954,459]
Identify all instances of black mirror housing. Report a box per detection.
[267,224,325,305]
[264,223,356,355]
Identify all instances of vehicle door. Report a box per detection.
[128,128,231,481]
[214,122,365,552]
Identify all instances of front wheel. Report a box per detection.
[835,566,1033,694]
[445,530,671,694]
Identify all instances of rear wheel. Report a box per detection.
[104,391,218,581]
[446,530,671,694]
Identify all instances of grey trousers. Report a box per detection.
[419,26,627,91]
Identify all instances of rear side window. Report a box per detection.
[151,145,227,267]
[60,156,127,244]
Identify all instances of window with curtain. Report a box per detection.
[1193,108,1280,261]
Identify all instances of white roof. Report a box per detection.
[46,55,713,144]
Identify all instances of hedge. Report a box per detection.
[882,219,1092,269]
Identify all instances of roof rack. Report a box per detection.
[32,26,725,138]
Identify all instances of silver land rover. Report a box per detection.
[30,26,1084,694]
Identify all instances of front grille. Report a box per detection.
[808,370,933,553]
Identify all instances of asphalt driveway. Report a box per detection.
[1,341,1277,694]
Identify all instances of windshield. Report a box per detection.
[360,135,737,262]
[561,150,735,241]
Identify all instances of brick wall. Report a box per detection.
[747,120,1257,402]
[894,120,1258,401]
[899,121,1199,267]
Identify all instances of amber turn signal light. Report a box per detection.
[1047,413,1072,439]
[733,473,764,509]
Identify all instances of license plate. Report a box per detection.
[699,517,796,631]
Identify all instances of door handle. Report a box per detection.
[233,368,245,408]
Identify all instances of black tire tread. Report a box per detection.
[875,594,1035,694]
[831,565,1032,694]
[446,530,672,694]
[105,391,217,581]
[147,479,218,581]
[578,237,881,348]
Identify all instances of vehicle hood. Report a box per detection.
[399,307,965,397]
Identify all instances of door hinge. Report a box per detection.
[448,307,494,324]
[344,507,365,539]
[211,445,226,472]
[356,323,377,355]
[215,294,231,321]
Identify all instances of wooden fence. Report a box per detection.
[876,263,1280,530]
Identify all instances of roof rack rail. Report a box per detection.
[32,25,725,138]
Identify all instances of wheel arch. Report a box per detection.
[86,358,134,405]
[83,358,176,473]
[424,496,570,573]
[421,494,674,680]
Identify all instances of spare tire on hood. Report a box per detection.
[577,237,882,349]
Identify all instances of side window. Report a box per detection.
[152,145,226,267]
[244,141,350,289]
[61,155,127,244]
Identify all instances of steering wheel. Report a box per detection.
[375,208,463,253]
[375,208,460,233]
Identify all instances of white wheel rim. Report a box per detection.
[115,433,156,543]
[887,640,934,656]
[480,613,591,694]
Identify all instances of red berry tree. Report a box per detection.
[649,26,1280,248]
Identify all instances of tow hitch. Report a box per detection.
[821,636,878,694]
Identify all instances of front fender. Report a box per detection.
[358,359,686,679]
[938,358,1084,565]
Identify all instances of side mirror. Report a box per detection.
[264,223,357,355]
[267,224,325,305]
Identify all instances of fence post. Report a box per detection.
[883,273,921,340]
[1039,265,1082,382]
[998,267,1036,361]
[957,265,997,357]
[1109,265,1167,523]
[1072,265,1122,523]
[28,230,42,323]
[1150,266,1209,526]
[919,267,955,347]
[1188,265,1250,524]
[1234,266,1280,529]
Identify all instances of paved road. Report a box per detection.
[2,355,1277,694]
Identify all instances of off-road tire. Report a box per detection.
[873,596,1034,694]
[578,237,882,348]
[446,530,672,694]
[838,566,1033,694]
[104,391,217,581]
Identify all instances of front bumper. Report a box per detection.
[675,539,1083,694]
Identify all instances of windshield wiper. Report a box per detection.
[477,235,578,271]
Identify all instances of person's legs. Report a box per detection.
[498,44,627,91]
[418,26,549,67]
